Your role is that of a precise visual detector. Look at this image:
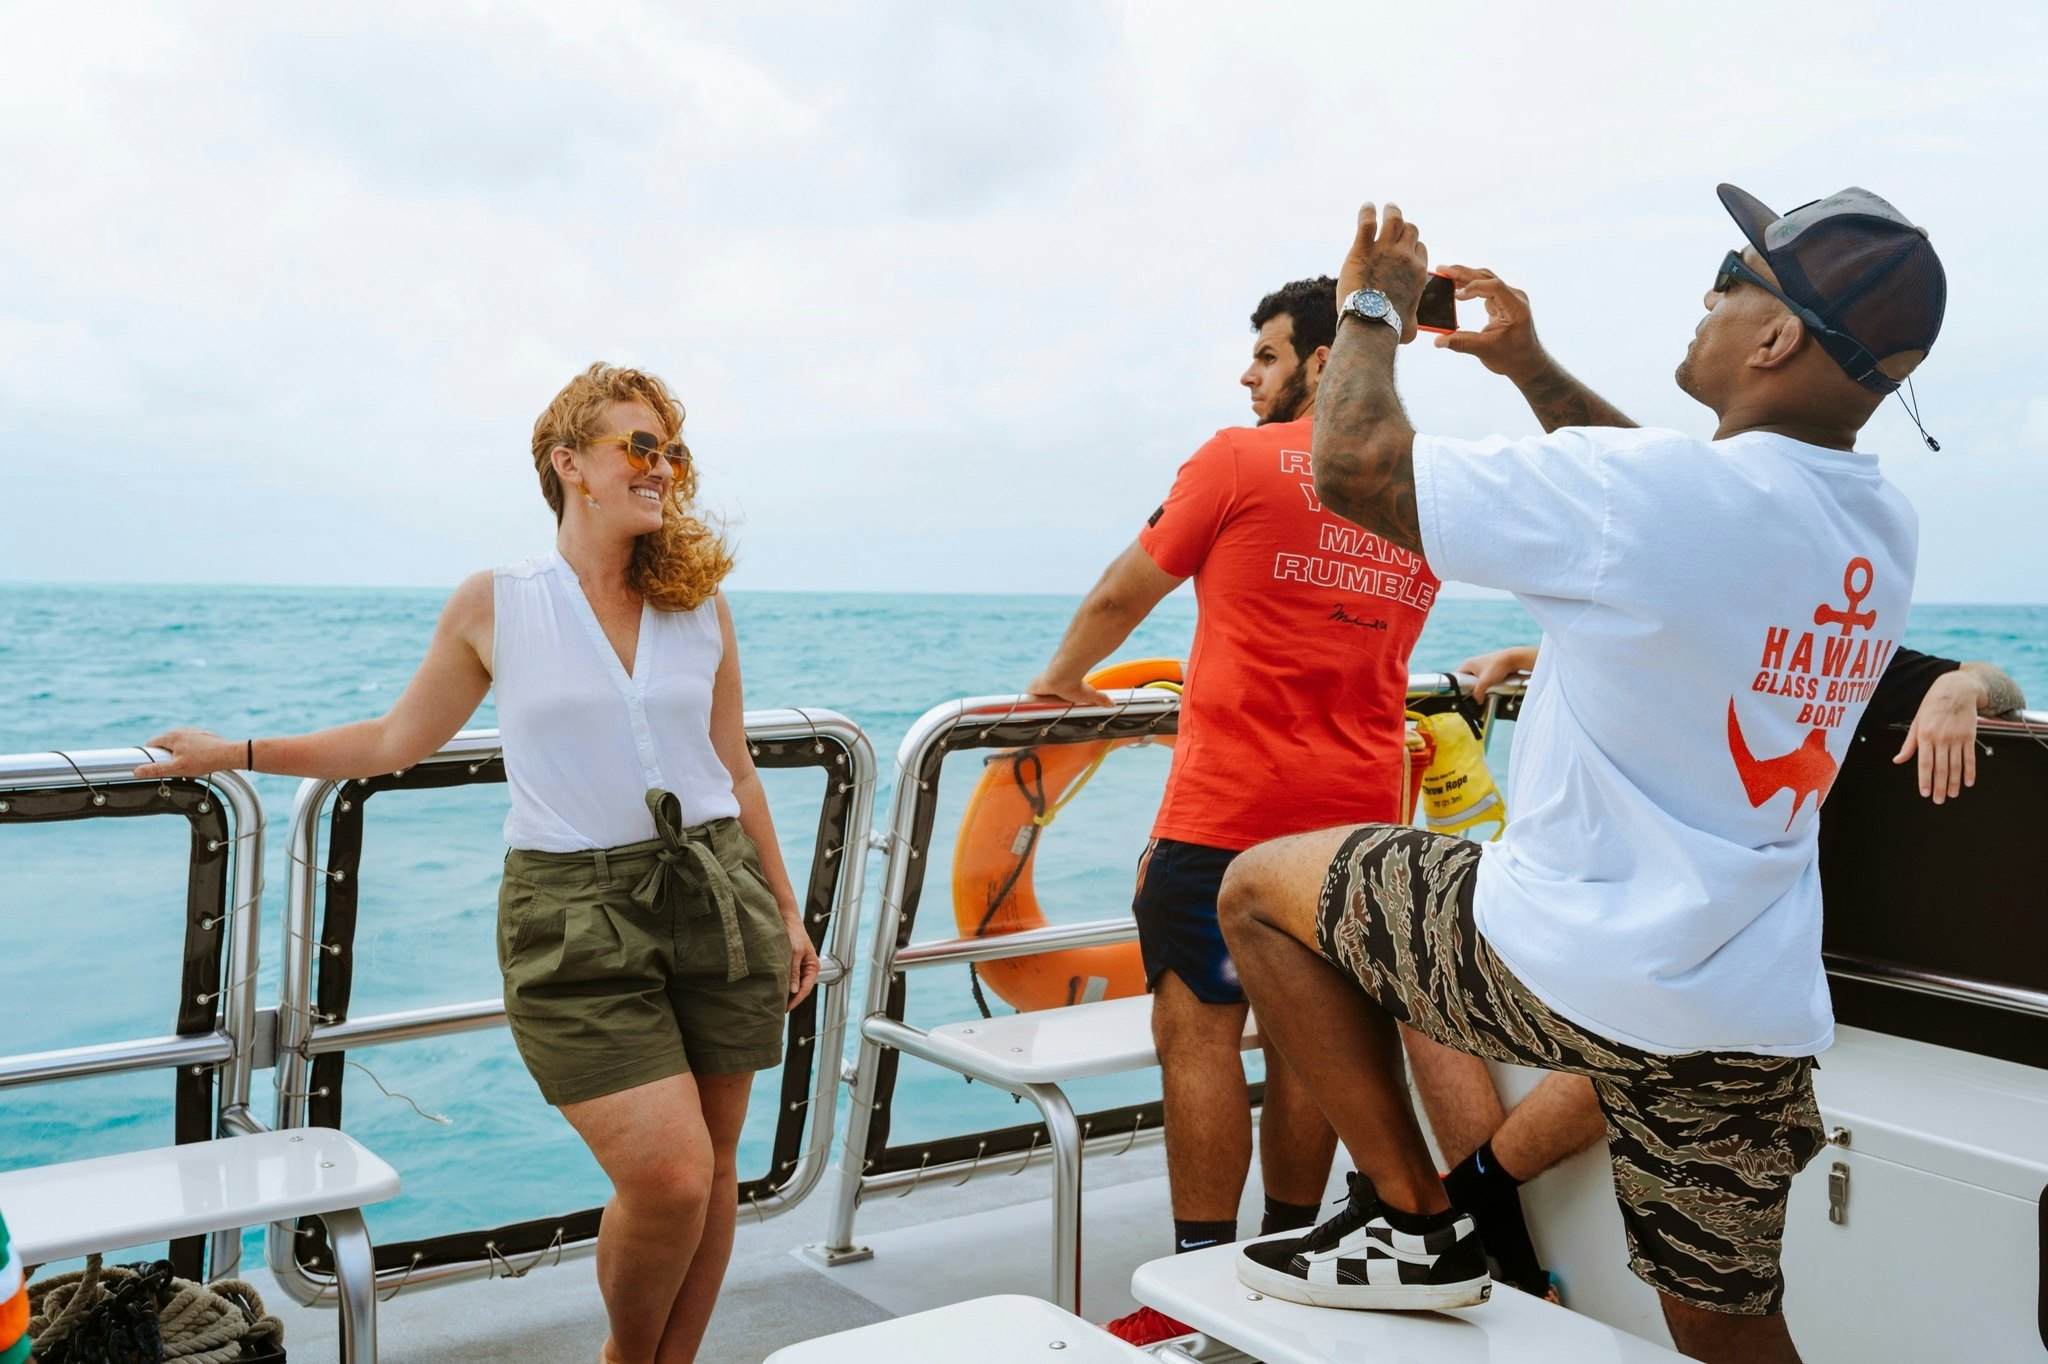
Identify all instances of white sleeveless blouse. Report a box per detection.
[491,551,740,852]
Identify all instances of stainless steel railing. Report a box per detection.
[812,680,2048,1279]
[1822,952,2048,1021]
[0,751,264,1107]
[816,675,1474,1282]
[0,747,266,1272]
[261,710,876,1303]
[7,682,2043,1304]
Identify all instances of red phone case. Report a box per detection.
[1417,271,1458,335]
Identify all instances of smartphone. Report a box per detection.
[1416,271,1458,334]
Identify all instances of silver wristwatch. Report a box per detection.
[1339,287,1401,334]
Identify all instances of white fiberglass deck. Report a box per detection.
[763,1295,1152,1363]
[223,1140,1196,1362]
[213,1137,1652,1363]
[43,1043,1997,1363]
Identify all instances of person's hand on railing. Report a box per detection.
[1894,670,1984,804]
[1457,645,1539,699]
[1024,673,1114,708]
[133,728,241,778]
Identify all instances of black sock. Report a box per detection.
[1260,1195,1321,1236]
[1376,1201,1461,1235]
[1472,1190,1548,1295]
[1172,1218,1237,1254]
[1443,1139,1521,1215]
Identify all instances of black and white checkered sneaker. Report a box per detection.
[1237,1172,1491,1311]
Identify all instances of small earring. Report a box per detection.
[577,482,600,511]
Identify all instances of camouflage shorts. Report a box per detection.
[1315,824,1826,1316]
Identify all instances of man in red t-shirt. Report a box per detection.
[1028,276,1441,1345]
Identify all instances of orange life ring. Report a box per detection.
[951,659,1182,1012]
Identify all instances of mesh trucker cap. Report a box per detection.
[1717,184,1946,395]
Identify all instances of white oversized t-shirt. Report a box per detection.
[1412,427,1918,1056]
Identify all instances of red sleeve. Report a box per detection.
[1138,431,1239,578]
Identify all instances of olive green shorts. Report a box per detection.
[497,806,793,1107]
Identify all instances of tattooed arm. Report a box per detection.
[1312,203,1430,556]
[1314,322,1423,554]
[1513,358,1638,433]
[1434,266,1637,432]
[1963,661,2028,717]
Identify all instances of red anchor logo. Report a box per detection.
[1813,558,1876,635]
[1726,555,1876,826]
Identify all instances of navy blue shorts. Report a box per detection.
[1132,837,1243,1005]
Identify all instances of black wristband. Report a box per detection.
[246,739,255,771]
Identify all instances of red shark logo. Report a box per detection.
[1726,700,1839,828]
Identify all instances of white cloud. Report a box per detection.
[1,0,2043,600]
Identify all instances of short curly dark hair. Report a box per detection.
[1250,276,1339,364]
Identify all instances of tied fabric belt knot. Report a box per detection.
[633,790,751,982]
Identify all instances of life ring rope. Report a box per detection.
[1028,681,1180,830]
[955,663,1183,1017]
[1032,745,1109,828]
[965,749,1054,1018]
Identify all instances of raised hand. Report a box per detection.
[1338,202,1429,344]
[133,728,240,778]
[1432,266,1547,382]
[1431,265,1638,433]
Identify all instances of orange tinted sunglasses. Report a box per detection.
[586,430,690,476]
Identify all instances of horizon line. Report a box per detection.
[0,579,2039,610]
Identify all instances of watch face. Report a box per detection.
[1348,289,1392,319]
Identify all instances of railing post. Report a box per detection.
[0,750,263,1280]
[813,708,952,1266]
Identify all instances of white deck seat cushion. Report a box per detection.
[0,1129,400,1266]
[764,1294,1152,1362]
[921,994,1258,1085]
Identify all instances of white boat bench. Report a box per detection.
[0,1128,400,1363]
[863,992,1258,1314]
[1131,1238,1687,1363]
[764,1293,1156,1362]
[918,993,1258,1084]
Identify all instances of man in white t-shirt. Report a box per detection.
[1214,186,1945,1364]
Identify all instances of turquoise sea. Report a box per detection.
[3,585,2044,1258]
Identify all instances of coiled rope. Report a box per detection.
[27,1254,285,1362]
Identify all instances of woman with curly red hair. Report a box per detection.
[140,363,819,1363]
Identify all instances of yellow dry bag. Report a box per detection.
[1409,710,1507,842]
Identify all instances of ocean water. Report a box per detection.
[2,584,2044,1256]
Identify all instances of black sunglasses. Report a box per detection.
[1713,249,1896,395]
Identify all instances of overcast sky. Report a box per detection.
[3,1,2043,601]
